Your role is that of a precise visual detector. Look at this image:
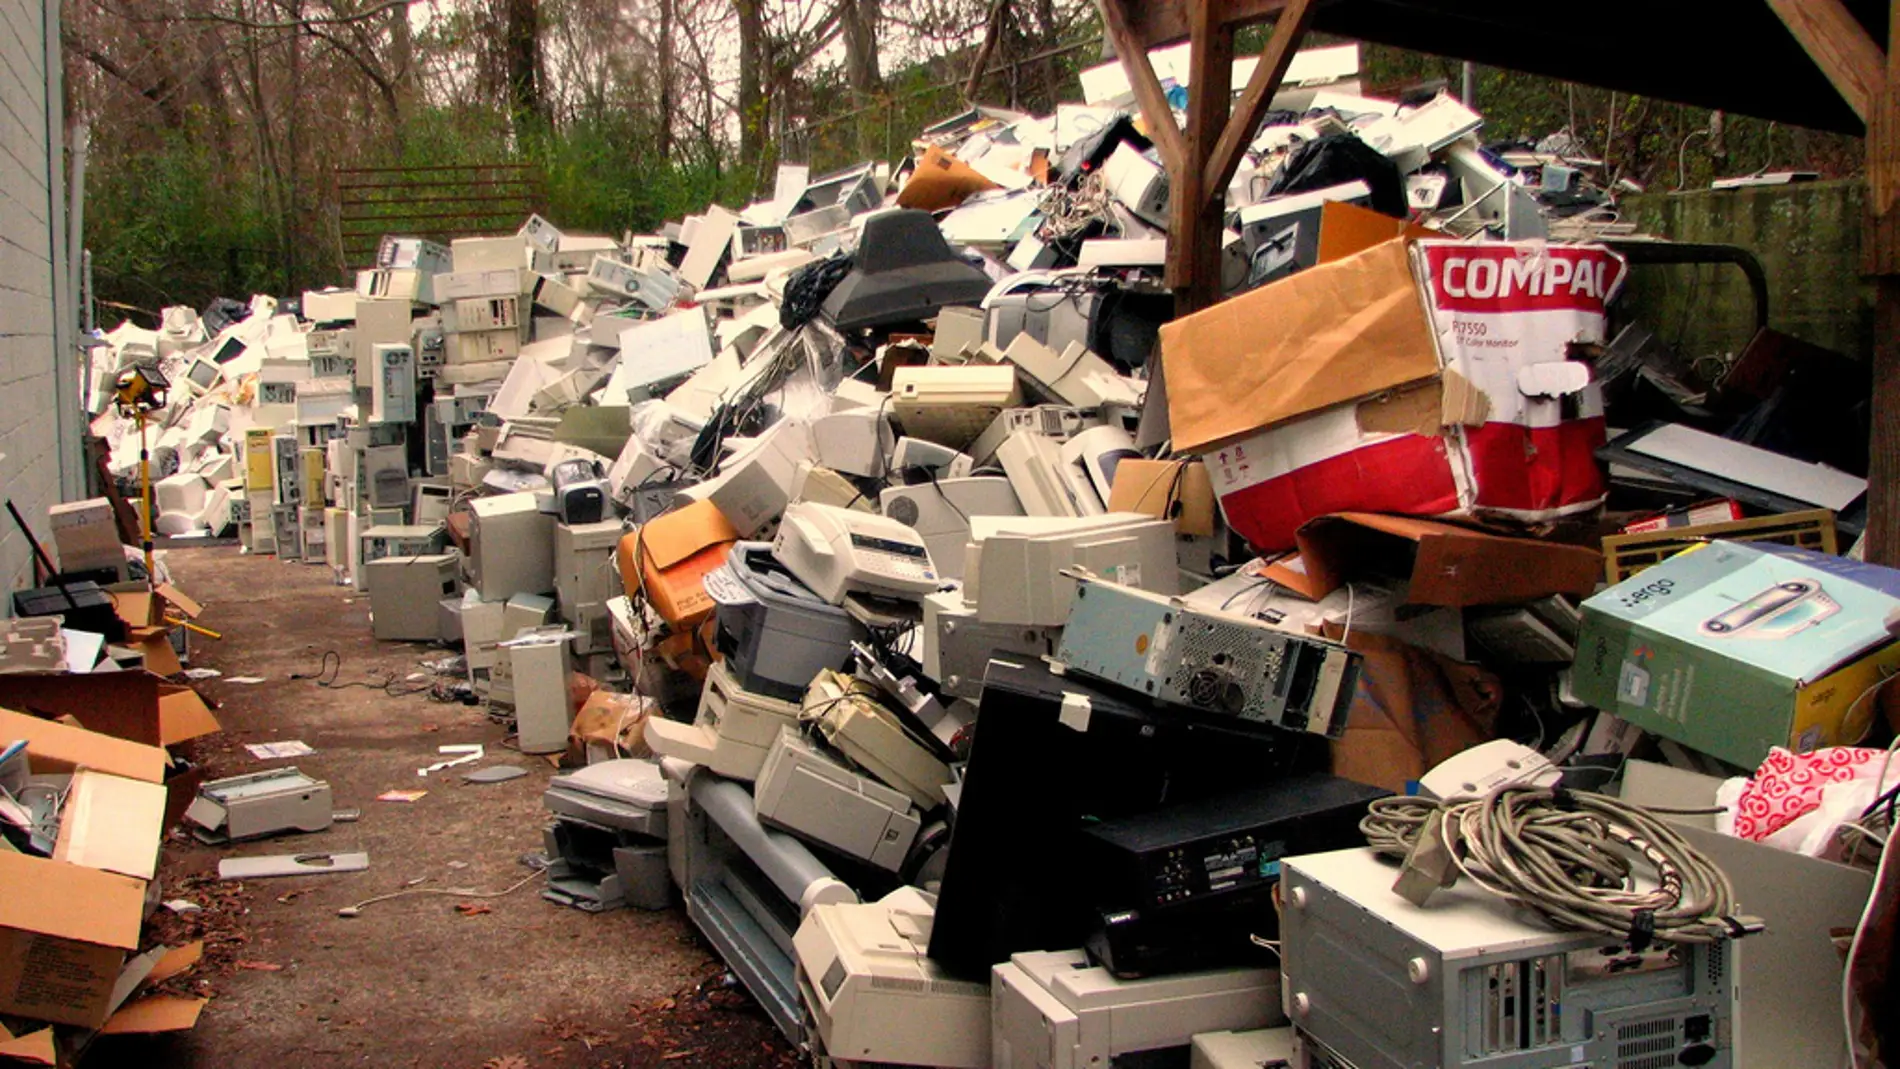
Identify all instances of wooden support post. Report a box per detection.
[1169,2,1235,312]
[1096,0,1186,174]
[1864,0,1900,564]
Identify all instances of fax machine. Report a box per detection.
[773,501,942,605]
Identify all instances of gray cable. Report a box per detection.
[1362,787,1757,945]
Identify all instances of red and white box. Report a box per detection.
[1203,240,1627,552]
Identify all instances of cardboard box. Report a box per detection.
[1620,760,1873,1069]
[0,671,220,749]
[1107,458,1217,538]
[0,714,168,1028]
[1262,513,1603,607]
[1175,238,1622,551]
[47,498,124,575]
[1573,542,1900,768]
[0,707,167,782]
[616,500,739,629]
[0,847,147,1027]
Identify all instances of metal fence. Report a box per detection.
[332,163,546,267]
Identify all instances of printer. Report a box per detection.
[995,429,1104,518]
[754,726,921,872]
[708,542,863,701]
[804,670,952,811]
[644,659,803,782]
[921,588,1061,701]
[879,476,1024,582]
[542,758,673,912]
[991,950,1285,1069]
[773,501,942,605]
[962,513,1180,627]
[794,887,991,1069]
[184,768,335,844]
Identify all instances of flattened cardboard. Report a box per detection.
[99,995,208,1034]
[1106,459,1216,537]
[1327,628,1501,794]
[0,671,220,747]
[0,708,166,782]
[1160,238,1439,453]
[1263,513,1602,607]
[137,635,183,677]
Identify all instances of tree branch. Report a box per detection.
[95,0,413,32]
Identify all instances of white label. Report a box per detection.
[1058,693,1091,732]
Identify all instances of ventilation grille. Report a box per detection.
[1164,619,1281,715]
[1705,942,1725,988]
[1473,955,1565,1057]
[1616,1017,1681,1069]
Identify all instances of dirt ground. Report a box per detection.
[98,545,798,1069]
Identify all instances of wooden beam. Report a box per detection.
[1860,0,1900,566]
[1201,0,1315,203]
[1167,0,1235,309]
[1123,0,1291,50]
[1096,0,1186,174]
[1765,0,1884,122]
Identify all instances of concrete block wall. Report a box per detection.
[0,0,69,607]
[1619,179,1874,363]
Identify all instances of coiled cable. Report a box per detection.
[1361,786,1759,946]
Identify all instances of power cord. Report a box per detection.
[293,650,438,698]
[1361,787,1761,946]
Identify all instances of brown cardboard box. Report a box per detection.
[0,848,147,1028]
[616,501,739,629]
[1106,459,1217,537]
[0,672,220,748]
[0,708,167,782]
[1315,199,1437,264]
[1159,238,1440,453]
[1261,513,1603,607]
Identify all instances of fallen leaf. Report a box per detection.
[455,903,492,916]
[480,1057,529,1069]
[275,890,306,904]
[662,1053,694,1061]
[234,961,283,972]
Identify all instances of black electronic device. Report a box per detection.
[11,581,122,641]
[1087,887,1278,979]
[1077,773,1388,915]
[924,657,1316,979]
[820,210,993,331]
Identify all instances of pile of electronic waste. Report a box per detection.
[59,39,1893,1069]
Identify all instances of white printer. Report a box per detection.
[991,950,1284,1069]
[794,887,991,1069]
[643,660,803,782]
[754,726,920,872]
[878,476,1023,582]
[542,758,673,912]
[773,501,942,605]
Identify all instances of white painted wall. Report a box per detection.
[0,0,74,608]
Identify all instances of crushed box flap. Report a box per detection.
[157,685,222,745]
[100,995,207,1035]
[0,1028,54,1065]
[1316,200,1439,264]
[1160,238,1440,453]
[1273,512,1603,606]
